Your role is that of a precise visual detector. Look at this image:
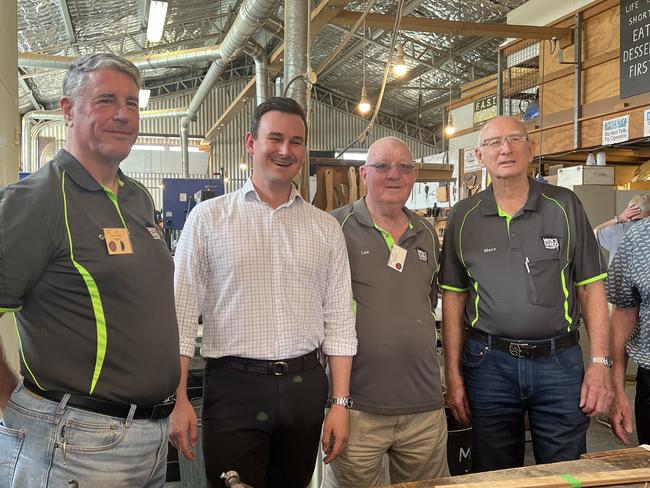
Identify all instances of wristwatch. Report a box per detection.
[591,356,613,368]
[328,396,354,409]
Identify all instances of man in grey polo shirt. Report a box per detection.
[0,53,179,487]
[327,137,448,487]
[440,116,612,472]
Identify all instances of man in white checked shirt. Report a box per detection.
[170,97,358,488]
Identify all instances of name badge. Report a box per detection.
[387,244,407,272]
[103,228,133,255]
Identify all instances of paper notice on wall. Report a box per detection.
[602,115,629,145]
[644,110,650,137]
[463,145,481,173]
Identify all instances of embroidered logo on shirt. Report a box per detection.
[542,237,560,250]
[361,250,370,255]
[147,226,162,240]
[416,248,428,262]
[483,247,496,254]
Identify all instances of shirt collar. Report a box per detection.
[481,177,541,216]
[53,149,128,193]
[352,197,422,233]
[241,178,303,208]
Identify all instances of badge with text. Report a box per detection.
[387,244,407,272]
[541,236,560,251]
[416,247,429,263]
[103,228,133,255]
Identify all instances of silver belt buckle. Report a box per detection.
[271,361,288,376]
[509,343,528,358]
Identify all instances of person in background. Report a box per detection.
[606,216,650,445]
[0,53,180,488]
[594,194,650,266]
[170,97,357,488]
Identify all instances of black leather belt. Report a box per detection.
[207,350,320,376]
[23,380,175,420]
[468,328,579,359]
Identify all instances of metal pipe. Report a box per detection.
[180,123,190,177]
[18,45,222,71]
[496,49,503,116]
[179,0,281,173]
[244,40,269,106]
[21,108,189,171]
[274,75,283,97]
[573,12,582,149]
[283,0,308,109]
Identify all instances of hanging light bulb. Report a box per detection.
[445,112,456,136]
[358,84,371,114]
[239,156,248,171]
[393,42,408,77]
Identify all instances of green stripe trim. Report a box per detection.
[62,171,108,395]
[497,205,512,235]
[352,298,357,317]
[102,186,128,229]
[375,224,395,250]
[15,322,44,390]
[541,193,573,330]
[440,284,469,292]
[459,201,482,327]
[340,210,355,229]
[0,306,22,312]
[576,272,608,287]
[559,474,582,488]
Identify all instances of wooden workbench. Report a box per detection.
[386,448,650,488]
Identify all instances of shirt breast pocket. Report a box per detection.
[527,252,564,308]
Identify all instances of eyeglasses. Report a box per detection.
[365,162,417,174]
[480,134,529,149]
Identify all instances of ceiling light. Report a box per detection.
[358,84,371,114]
[138,89,151,108]
[393,42,408,77]
[146,1,168,43]
[445,112,456,136]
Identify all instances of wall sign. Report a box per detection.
[602,115,630,145]
[473,95,497,125]
[463,145,481,173]
[644,109,650,136]
[620,0,650,98]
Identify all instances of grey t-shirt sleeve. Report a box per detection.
[605,230,640,308]
[0,185,54,310]
[571,196,606,284]
[439,204,470,292]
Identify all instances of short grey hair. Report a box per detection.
[62,53,141,101]
[629,194,650,213]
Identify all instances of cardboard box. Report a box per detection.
[548,164,563,176]
[557,166,614,188]
[436,186,449,202]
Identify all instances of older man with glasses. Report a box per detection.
[326,136,449,487]
[440,115,612,471]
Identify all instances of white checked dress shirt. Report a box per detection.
[174,178,358,360]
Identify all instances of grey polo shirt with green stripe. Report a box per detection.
[439,178,606,340]
[0,149,180,404]
[331,198,444,414]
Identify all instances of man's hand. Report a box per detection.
[619,204,641,223]
[445,375,471,426]
[608,389,634,445]
[169,396,198,461]
[579,363,613,416]
[321,405,349,464]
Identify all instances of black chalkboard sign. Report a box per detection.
[620,0,650,98]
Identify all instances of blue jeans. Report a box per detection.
[0,383,170,487]
[462,337,589,472]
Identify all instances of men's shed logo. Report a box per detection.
[542,237,560,250]
[416,248,428,262]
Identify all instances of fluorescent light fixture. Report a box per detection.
[132,144,166,151]
[138,89,151,108]
[335,151,368,162]
[169,146,201,153]
[146,1,168,43]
